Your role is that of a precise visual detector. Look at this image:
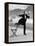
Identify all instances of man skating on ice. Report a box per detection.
[17,11,30,35]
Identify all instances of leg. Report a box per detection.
[24,22,26,35]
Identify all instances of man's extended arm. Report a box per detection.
[18,14,23,17]
[18,14,30,18]
[26,14,30,19]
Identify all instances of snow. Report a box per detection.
[9,27,33,42]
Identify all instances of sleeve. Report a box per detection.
[26,14,30,18]
[18,14,24,17]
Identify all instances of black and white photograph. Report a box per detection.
[5,2,34,43]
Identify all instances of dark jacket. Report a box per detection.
[18,14,30,25]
